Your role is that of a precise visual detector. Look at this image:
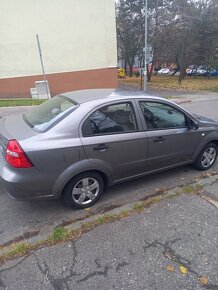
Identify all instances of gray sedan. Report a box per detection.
[0,89,218,209]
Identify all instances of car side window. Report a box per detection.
[82,102,137,136]
[139,101,187,130]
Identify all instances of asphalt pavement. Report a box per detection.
[0,89,218,289]
[0,178,218,289]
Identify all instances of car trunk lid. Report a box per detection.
[0,115,37,160]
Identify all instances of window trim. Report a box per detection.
[82,101,139,137]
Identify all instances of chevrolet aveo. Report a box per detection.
[0,89,217,209]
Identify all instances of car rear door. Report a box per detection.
[80,101,148,181]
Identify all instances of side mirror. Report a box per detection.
[187,118,199,130]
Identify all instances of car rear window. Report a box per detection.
[23,95,78,132]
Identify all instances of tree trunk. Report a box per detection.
[124,60,127,76]
[147,63,154,82]
[129,66,133,77]
[178,66,186,84]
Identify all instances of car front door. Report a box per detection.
[80,101,148,181]
[138,100,203,172]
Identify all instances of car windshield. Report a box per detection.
[23,95,78,132]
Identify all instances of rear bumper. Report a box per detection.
[6,190,55,201]
[0,165,58,200]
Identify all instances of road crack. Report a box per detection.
[0,255,32,289]
[143,238,218,288]
[143,239,198,274]
[34,241,80,290]
[77,265,110,283]
[115,261,129,272]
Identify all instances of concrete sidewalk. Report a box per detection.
[0,174,218,290]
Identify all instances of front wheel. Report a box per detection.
[193,142,217,171]
[63,172,104,209]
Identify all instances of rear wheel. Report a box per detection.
[194,142,217,170]
[63,172,104,209]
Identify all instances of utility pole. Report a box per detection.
[144,0,148,92]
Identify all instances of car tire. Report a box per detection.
[193,142,217,171]
[63,172,104,209]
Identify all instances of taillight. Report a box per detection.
[6,139,33,168]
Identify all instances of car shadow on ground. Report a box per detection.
[23,164,201,213]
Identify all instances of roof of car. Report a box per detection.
[61,89,164,104]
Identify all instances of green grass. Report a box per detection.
[7,243,31,257]
[50,227,69,242]
[181,184,203,194]
[91,215,117,227]
[133,203,144,212]
[0,99,46,107]
[97,216,107,225]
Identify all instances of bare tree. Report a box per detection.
[116,0,144,76]
[194,0,218,71]
[168,0,216,83]
[146,0,174,81]
[116,0,218,83]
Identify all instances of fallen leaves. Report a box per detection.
[166,265,175,272]
[199,276,209,285]
[122,75,218,92]
[166,264,210,287]
[166,264,188,274]
[179,265,188,274]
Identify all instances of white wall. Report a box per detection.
[0,0,117,78]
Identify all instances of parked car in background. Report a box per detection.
[186,68,208,76]
[0,89,218,209]
[210,69,218,77]
[186,66,218,77]
[157,68,171,75]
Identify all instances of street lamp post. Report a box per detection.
[144,0,148,92]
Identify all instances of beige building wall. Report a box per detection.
[0,0,118,97]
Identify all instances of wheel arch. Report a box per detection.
[193,138,218,162]
[193,140,218,170]
[61,169,109,198]
[210,139,218,148]
[52,160,112,199]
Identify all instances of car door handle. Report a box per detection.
[93,144,109,151]
[153,136,166,143]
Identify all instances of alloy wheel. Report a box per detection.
[72,177,100,205]
[201,147,217,168]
